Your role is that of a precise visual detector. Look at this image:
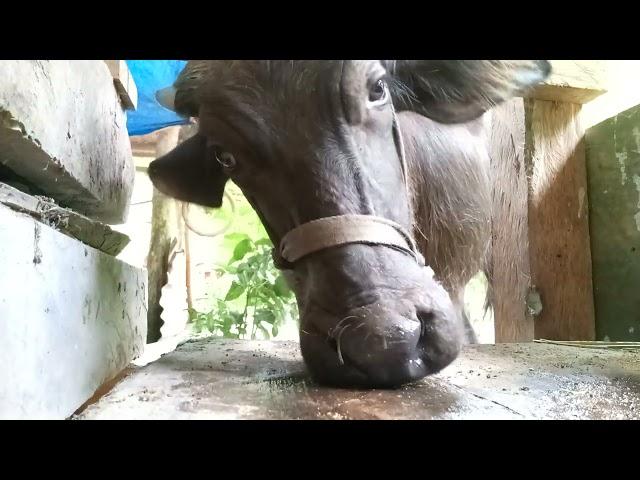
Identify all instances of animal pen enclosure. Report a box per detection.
[1,60,640,420]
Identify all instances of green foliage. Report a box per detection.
[188,184,298,340]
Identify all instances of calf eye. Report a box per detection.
[368,79,388,104]
[215,150,236,169]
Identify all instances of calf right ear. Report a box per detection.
[147,133,229,208]
[384,60,552,124]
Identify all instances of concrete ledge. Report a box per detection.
[0,204,147,419]
[74,338,640,420]
[0,182,130,256]
[0,60,134,224]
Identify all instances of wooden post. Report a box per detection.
[103,60,138,111]
[177,124,199,315]
[489,98,534,342]
[146,127,184,343]
[525,99,596,340]
[490,61,606,342]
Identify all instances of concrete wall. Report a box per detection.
[585,103,640,341]
[0,60,134,224]
[0,204,147,419]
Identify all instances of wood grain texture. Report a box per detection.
[526,99,596,340]
[488,98,535,342]
[146,127,184,342]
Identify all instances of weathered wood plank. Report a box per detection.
[526,99,596,340]
[147,127,185,343]
[528,60,607,104]
[585,103,640,341]
[104,60,138,110]
[488,98,535,342]
[0,182,129,256]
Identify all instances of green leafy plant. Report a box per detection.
[188,189,299,340]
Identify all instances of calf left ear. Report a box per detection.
[384,60,551,124]
[147,133,229,208]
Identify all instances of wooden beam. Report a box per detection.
[104,60,138,110]
[526,99,596,340]
[527,60,607,105]
[146,126,184,343]
[489,98,535,342]
[489,96,597,342]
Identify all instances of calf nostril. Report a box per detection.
[416,309,434,339]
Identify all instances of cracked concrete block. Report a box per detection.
[0,204,147,419]
[0,60,134,224]
[0,182,130,256]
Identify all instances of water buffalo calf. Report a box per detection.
[148,60,551,388]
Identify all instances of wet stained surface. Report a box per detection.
[75,339,640,420]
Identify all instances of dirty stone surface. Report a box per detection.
[75,339,640,420]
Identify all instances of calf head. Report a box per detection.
[148,60,550,388]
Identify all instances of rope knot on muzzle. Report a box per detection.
[272,214,425,270]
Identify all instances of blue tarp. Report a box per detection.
[125,60,189,136]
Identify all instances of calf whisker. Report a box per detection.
[328,315,359,339]
[334,323,352,366]
[300,329,322,337]
[352,321,367,333]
